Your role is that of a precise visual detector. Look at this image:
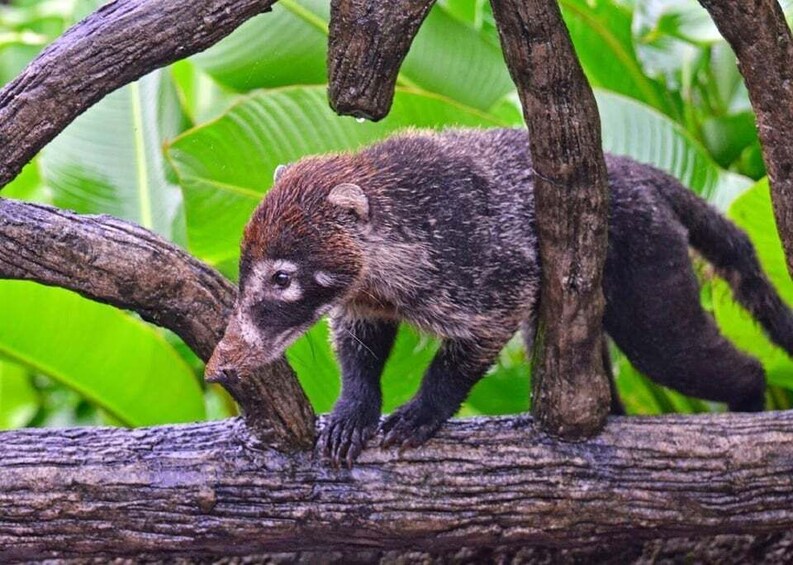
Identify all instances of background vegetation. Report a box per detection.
[2,0,793,428]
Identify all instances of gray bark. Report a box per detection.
[490,0,611,439]
[0,0,278,189]
[327,0,436,120]
[2,412,793,561]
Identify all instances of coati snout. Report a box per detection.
[206,128,793,468]
[206,173,370,381]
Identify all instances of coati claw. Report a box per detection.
[317,409,378,468]
[381,402,444,450]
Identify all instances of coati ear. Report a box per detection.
[328,183,369,222]
[273,164,288,183]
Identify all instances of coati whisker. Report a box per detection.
[344,327,378,360]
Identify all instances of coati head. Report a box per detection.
[205,156,371,383]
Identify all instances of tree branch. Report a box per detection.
[0,0,277,189]
[0,199,234,359]
[490,0,611,438]
[697,0,793,278]
[2,412,793,560]
[0,199,315,450]
[327,0,436,120]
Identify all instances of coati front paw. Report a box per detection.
[381,400,446,449]
[317,405,379,468]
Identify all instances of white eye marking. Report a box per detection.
[314,304,334,319]
[314,271,335,287]
[237,311,264,347]
[279,280,303,302]
[271,259,298,273]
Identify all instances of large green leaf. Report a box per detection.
[192,0,512,111]
[560,0,674,115]
[0,281,205,425]
[595,90,751,207]
[167,85,504,272]
[713,179,793,390]
[0,360,38,429]
[169,60,238,126]
[39,69,188,241]
[401,3,513,110]
[3,158,48,202]
[190,0,329,91]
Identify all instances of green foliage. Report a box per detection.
[2,0,791,426]
[40,69,188,242]
[0,360,37,429]
[0,282,205,425]
[713,181,793,403]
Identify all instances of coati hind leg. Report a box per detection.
[381,333,511,449]
[604,235,766,412]
[319,316,398,467]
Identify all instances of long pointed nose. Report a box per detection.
[205,315,248,385]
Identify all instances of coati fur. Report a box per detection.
[218,128,793,467]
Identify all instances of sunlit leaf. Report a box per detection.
[560,0,674,115]
[713,179,793,391]
[0,281,205,426]
[0,360,38,429]
[40,70,188,242]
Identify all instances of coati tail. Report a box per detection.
[655,173,793,357]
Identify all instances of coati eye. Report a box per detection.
[272,271,291,289]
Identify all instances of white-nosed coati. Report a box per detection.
[206,128,793,467]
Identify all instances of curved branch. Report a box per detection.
[490,0,611,438]
[0,199,315,450]
[2,412,793,560]
[0,0,277,189]
[0,199,234,359]
[697,1,793,278]
[327,0,436,120]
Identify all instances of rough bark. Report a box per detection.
[0,0,277,189]
[0,199,315,450]
[490,0,611,438]
[2,412,793,561]
[697,0,793,279]
[327,0,436,120]
[171,532,793,564]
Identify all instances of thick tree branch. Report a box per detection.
[327,0,436,120]
[0,0,277,189]
[490,0,611,438]
[0,199,234,360]
[2,412,793,560]
[0,199,315,450]
[698,0,793,278]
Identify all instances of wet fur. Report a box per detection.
[238,128,793,466]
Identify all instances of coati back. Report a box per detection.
[206,128,793,467]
